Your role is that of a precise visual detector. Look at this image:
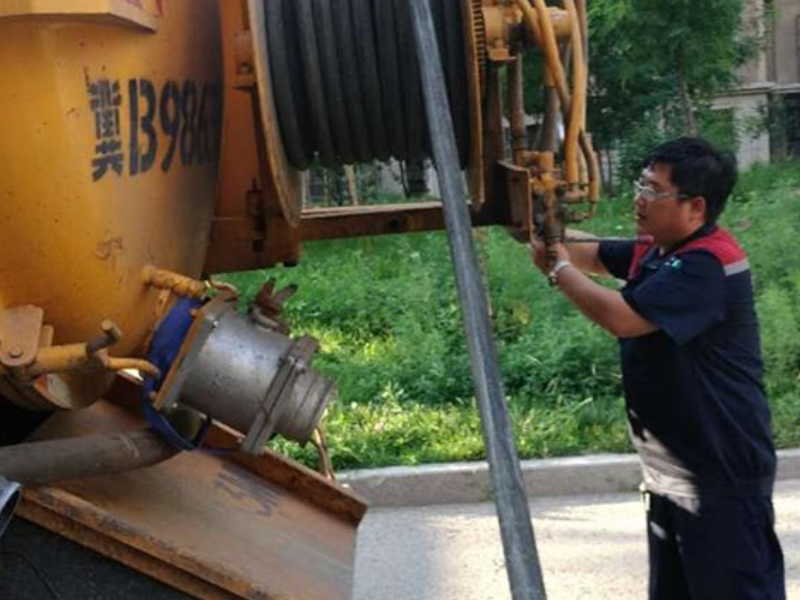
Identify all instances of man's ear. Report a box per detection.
[689,196,707,222]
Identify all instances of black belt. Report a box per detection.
[646,474,775,500]
[697,474,775,499]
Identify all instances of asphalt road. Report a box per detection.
[354,480,800,600]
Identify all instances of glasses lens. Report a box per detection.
[634,180,658,201]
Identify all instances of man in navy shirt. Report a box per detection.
[528,138,784,598]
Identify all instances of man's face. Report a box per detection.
[634,163,704,248]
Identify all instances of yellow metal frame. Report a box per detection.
[246,0,304,226]
[0,0,222,409]
[511,0,600,241]
[0,0,161,30]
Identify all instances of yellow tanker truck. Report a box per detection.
[0,1,595,598]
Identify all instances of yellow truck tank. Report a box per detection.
[0,0,222,409]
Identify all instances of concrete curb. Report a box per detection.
[339,449,800,507]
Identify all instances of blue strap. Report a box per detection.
[142,298,210,451]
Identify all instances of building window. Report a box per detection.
[785,94,800,158]
[797,15,800,82]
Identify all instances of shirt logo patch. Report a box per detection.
[665,257,683,270]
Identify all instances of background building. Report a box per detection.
[713,0,800,166]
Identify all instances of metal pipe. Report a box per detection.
[486,63,506,163]
[562,0,585,187]
[565,1,587,125]
[409,2,547,598]
[0,429,180,487]
[0,476,21,538]
[573,0,601,207]
[142,265,207,299]
[519,0,569,109]
[575,0,589,72]
[565,235,654,244]
[518,0,600,204]
[508,54,528,163]
[581,129,602,206]
[537,85,559,152]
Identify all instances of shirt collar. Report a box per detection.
[640,224,717,273]
[662,223,717,257]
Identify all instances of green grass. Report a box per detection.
[219,161,800,471]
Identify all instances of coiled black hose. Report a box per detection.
[264,0,471,169]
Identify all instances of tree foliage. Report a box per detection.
[586,0,756,148]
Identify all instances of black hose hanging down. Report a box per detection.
[264,0,471,169]
[410,0,549,598]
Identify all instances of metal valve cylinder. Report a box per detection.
[178,303,335,448]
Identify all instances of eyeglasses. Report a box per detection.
[633,179,688,202]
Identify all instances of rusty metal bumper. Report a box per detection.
[14,382,366,600]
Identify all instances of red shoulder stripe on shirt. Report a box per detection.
[627,228,748,280]
[676,227,747,266]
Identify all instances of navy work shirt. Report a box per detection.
[599,225,776,498]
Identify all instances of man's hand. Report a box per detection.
[530,237,570,276]
[530,237,658,339]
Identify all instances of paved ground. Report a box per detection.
[354,479,800,600]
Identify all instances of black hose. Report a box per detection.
[443,0,471,167]
[352,0,390,162]
[395,0,429,162]
[296,0,337,166]
[313,0,355,164]
[332,0,372,162]
[410,1,548,598]
[267,0,313,169]
[263,0,471,169]
[375,0,406,160]
[0,430,179,487]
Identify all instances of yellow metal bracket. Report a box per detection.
[0,305,47,369]
[481,1,571,63]
[26,320,161,380]
[482,2,523,63]
[233,29,257,89]
[0,307,160,399]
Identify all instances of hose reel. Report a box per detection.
[248,0,486,222]
[251,0,598,246]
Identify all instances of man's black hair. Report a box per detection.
[643,137,737,224]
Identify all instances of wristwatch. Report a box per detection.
[547,260,572,287]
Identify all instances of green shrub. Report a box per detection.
[220,162,800,469]
[758,284,800,387]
